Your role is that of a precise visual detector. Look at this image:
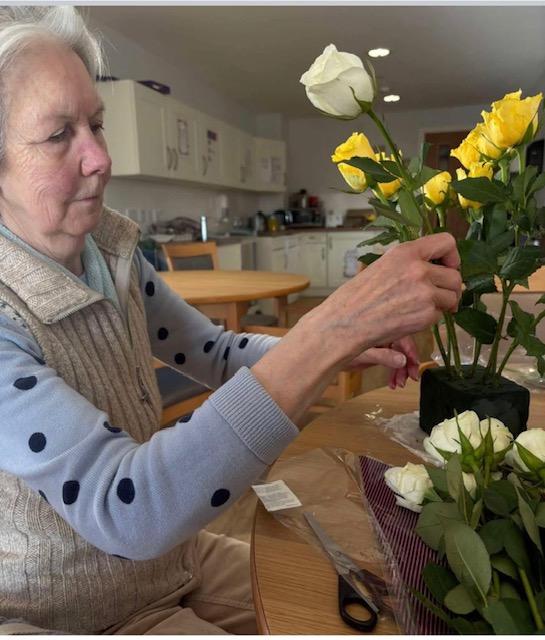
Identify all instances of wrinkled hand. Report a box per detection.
[346,335,420,389]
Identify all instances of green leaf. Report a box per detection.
[503,520,532,574]
[537,293,545,305]
[444,521,492,605]
[482,599,535,634]
[512,166,538,201]
[444,583,476,614]
[380,159,404,179]
[358,253,382,266]
[415,502,462,550]
[357,230,399,247]
[368,200,415,227]
[527,171,545,197]
[516,487,543,554]
[483,480,518,516]
[397,189,424,228]
[464,274,497,295]
[342,156,397,183]
[446,455,463,501]
[454,308,497,344]
[488,229,515,255]
[536,590,545,619]
[480,519,509,555]
[425,466,449,495]
[414,165,442,189]
[508,300,535,337]
[457,239,498,279]
[422,563,457,604]
[471,498,483,530]
[519,334,545,358]
[500,581,521,600]
[451,177,510,204]
[410,588,453,626]
[491,553,519,580]
[536,502,545,527]
[499,246,542,280]
[484,205,508,240]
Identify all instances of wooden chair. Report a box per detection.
[154,363,212,427]
[161,241,219,271]
[242,325,362,413]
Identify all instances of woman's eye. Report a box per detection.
[91,123,104,135]
[48,128,68,143]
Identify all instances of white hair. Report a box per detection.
[0,6,106,162]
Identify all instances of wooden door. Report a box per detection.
[424,130,469,239]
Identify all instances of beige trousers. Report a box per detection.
[104,531,257,635]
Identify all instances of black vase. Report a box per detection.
[419,365,530,437]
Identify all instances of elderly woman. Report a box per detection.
[0,6,462,636]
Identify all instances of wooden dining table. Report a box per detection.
[159,269,310,331]
[251,380,545,635]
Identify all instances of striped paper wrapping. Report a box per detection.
[359,456,450,635]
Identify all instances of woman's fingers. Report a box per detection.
[428,263,463,296]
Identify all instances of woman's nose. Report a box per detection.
[80,133,112,177]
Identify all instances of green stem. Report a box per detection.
[368,110,434,235]
[492,570,501,598]
[517,146,527,175]
[485,281,513,379]
[443,312,463,376]
[500,161,509,184]
[497,339,519,378]
[432,324,452,375]
[520,568,544,631]
[471,341,482,377]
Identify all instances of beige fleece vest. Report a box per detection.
[0,208,195,633]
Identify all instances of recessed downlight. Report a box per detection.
[368,48,390,58]
[383,94,400,103]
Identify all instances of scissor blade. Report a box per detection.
[303,512,362,576]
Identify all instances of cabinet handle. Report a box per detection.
[321,247,325,261]
[202,155,208,176]
[172,148,178,170]
[328,237,333,250]
[166,146,172,170]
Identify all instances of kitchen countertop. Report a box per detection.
[256,226,385,238]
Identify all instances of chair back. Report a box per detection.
[161,241,219,271]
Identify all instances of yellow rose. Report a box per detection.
[332,132,375,192]
[423,171,452,206]
[450,125,502,169]
[375,151,401,199]
[456,163,493,209]
[481,90,543,149]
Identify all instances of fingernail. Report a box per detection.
[393,354,406,367]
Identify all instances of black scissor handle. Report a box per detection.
[338,575,378,632]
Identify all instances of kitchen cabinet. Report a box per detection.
[254,137,286,192]
[299,233,327,288]
[256,236,301,312]
[326,231,391,289]
[98,80,285,192]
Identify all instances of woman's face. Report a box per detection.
[0,40,111,257]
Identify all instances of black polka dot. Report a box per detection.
[157,327,169,340]
[223,346,230,361]
[174,352,186,365]
[117,478,135,504]
[211,488,230,507]
[38,490,48,503]
[239,338,249,349]
[203,341,215,353]
[104,421,121,433]
[178,412,193,423]
[33,355,46,365]
[14,376,37,390]
[62,481,80,505]
[145,281,155,296]
[28,432,46,453]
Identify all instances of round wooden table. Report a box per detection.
[159,270,310,331]
[251,381,545,635]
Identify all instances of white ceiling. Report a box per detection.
[87,5,545,117]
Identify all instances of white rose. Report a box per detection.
[423,411,481,464]
[462,472,477,498]
[384,462,432,512]
[479,417,513,453]
[505,428,545,471]
[300,44,374,118]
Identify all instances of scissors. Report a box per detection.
[304,512,391,632]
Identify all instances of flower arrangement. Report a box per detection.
[385,413,545,634]
[300,44,545,384]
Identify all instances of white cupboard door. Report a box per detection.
[327,235,363,289]
[166,99,199,182]
[238,132,256,190]
[271,248,285,272]
[133,83,170,178]
[300,241,327,287]
[220,124,241,188]
[255,137,286,192]
[196,113,223,184]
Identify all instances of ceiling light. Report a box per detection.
[368,48,390,58]
[383,94,400,103]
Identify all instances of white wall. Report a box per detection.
[287,102,489,221]
[90,18,284,225]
